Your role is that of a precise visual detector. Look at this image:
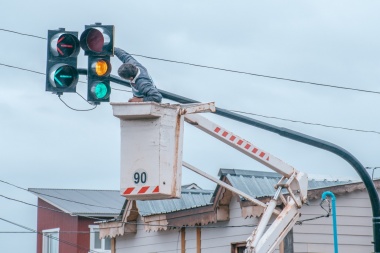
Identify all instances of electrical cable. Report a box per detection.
[131,53,380,95]
[0,194,110,222]
[1,28,380,96]
[0,62,45,75]
[58,94,97,111]
[0,217,101,253]
[230,110,380,135]
[0,179,123,211]
[1,61,378,135]
[0,28,46,40]
[296,199,331,225]
[0,180,331,231]
[0,231,96,234]
[111,87,132,93]
[0,62,93,111]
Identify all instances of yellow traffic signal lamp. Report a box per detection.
[92,59,111,76]
[46,29,80,94]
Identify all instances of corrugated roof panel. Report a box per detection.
[29,171,355,218]
[137,190,213,216]
[29,188,125,217]
[224,172,353,199]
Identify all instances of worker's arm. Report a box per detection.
[137,79,163,102]
[114,48,162,103]
[114,47,140,65]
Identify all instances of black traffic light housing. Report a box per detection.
[46,29,80,95]
[80,23,114,103]
[87,55,112,103]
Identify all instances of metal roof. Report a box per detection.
[137,189,213,217]
[218,168,353,199]
[29,188,125,217]
[29,169,356,218]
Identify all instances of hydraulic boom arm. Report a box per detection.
[184,113,308,253]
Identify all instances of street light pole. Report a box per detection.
[366,167,380,180]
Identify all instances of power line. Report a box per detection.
[131,54,380,95]
[0,62,95,111]
[0,178,171,217]
[0,194,109,222]
[0,28,46,40]
[0,179,123,211]
[1,61,378,135]
[1,27,380,96]
[0,231,96,234]
[0,217,101,253]
[230,110,380,135]
[0,62,45,75]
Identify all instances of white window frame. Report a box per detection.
[89,225,111,253]
[42,228,60,253]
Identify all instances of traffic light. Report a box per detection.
[87,56,112,103]
[80,23,114,103]
[46,29,80,94]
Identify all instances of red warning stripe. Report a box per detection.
[138,186,150,194]
[123,186,160,195]
[124,187,135,195]
[213,125,271,162]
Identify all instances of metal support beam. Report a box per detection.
[182,161,280,214]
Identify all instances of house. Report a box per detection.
[99,169,380,253]
[29,188,125,253]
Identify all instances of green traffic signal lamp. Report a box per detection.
[87,56,112,103]
[46,29,80,94]
[80,23,114,56]
[89,82,111,100]
[48,64,79,89]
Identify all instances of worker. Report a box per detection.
[114,47,162,103]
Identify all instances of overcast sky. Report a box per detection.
[1,1,380,252]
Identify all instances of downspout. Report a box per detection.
[322,191,338,253]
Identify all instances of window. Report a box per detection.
[89,225,111,253]
[231,242,246,253]
[42,228,59,253]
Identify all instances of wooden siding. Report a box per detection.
[116,195,264,253]
[293,190,375,253]
[36,199,98,253]
[37,199,79,253]
[115,188,379,253]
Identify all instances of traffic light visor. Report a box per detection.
[80,28,108,53]
[49,33,80,58]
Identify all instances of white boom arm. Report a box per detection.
[184,114,308,253]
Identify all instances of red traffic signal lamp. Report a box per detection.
[87,56,112,103]
[46,29,80,94]
[80,23,114,56]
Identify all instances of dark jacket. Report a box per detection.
[114,48,162,103]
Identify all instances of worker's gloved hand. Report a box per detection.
[128,97,144,102]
